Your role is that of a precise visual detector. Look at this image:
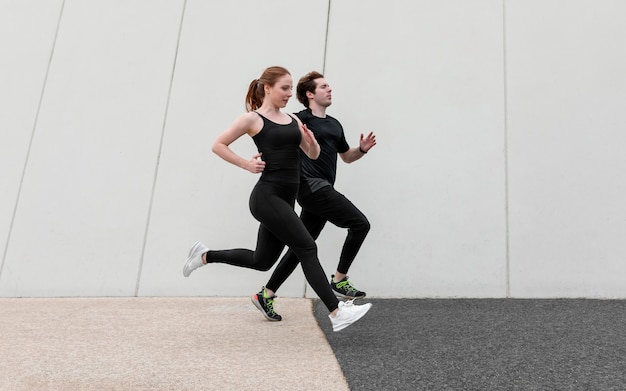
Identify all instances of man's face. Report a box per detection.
[311,78,332,108]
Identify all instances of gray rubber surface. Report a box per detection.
[314,298,626,390]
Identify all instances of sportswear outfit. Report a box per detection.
[203,113,339,312]
[265,108,370,296]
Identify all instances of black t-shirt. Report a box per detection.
[295,109,350,195]
[252,113,302,184]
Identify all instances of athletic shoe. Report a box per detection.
[251,287,282,321]
[183,240,209,277]
[329,299,372,332]
[330,275,367,299]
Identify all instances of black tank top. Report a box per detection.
[252,113,302,184]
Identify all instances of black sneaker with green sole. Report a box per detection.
[330,275,367,299]
[252,287,282,321]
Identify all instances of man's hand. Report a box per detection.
[359,131,377,153]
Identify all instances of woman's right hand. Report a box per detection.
[245,153,265,174]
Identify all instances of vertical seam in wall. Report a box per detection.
[322,0,331,75]
[134,0,187,296]
[502,0,511,298]
[302,0,332,299]
[0,0,65,283]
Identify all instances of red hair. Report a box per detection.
[245,66,291,112]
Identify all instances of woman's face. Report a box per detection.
[266,74,293,108]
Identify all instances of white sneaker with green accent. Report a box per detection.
[329,299,372,332]
[183,240,209,277]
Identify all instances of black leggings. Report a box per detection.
[205,180,339,312]
[266,185,370,293]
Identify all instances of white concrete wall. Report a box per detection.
[506,0,626,297]
[1,0,625,298]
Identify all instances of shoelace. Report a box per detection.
[265,297,278,315]
[336,279,358,293]
[343,299,355,307]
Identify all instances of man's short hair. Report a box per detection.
[297,71,324,107]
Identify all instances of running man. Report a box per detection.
[253,71,376,321]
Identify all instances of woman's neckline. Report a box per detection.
[255,111,294,126]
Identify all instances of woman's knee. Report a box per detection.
[252,251,281,271]
[254,259,276,272]
[292,241,317,261]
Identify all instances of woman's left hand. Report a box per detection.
[302,124,316,145]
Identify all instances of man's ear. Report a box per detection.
[306,90,315,99]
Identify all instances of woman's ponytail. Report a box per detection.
[245,79,264,112]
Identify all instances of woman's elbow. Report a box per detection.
[211,141,221,155]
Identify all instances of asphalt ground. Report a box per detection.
[314,298,626,391]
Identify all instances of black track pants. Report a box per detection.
[206,180,339,312]
[266,185,370,294]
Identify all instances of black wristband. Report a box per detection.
[359,147,367,154]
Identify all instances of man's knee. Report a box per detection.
[352,217,370,235]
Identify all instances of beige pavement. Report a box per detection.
[0,297,349,391]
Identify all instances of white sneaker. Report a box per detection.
[329,299,372,332]
[183,240,209,277]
